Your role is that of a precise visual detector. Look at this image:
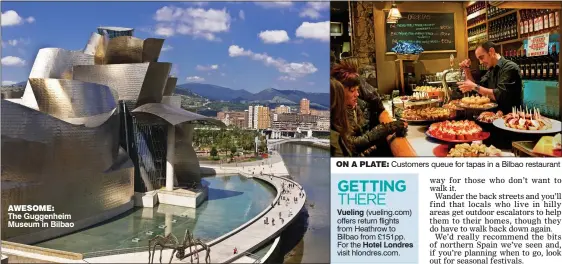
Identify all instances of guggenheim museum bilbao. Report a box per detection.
[1,26,224,243]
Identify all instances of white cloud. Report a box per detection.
[299,2,329,19]
[301,52,309,57]
[186,76,205,82]
[155,25,175,37]
[2,80,17,86]
[1,10,35,27]
[239,10,245,20]
[196,64,219,71]
[259,30,290,44]
[3,38,30,47]
[153,6,231,41]
[1,56,26,67]
[228,45,317,80]
[279,76,296,81]
[296,21,330,42]
[161,45,173,51]
[255,2,293,9]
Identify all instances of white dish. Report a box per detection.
[493,118,562,134]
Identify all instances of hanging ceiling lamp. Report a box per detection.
[386,17,398,24]
[387,2,402,21]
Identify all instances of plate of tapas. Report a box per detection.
[443,99,464,111]
[433,142,503,157]
[400,107,455,123]
[401,92,431,102]
[458,95,498,110]
[426,120,490,142]
[477,110,504,124]
[493,107,562,134]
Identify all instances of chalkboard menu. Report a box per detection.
[385,12,456,52]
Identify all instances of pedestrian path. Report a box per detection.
[85,155,305,263]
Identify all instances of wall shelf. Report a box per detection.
[487,9,518,23]
[465,5,560,59]
[467,21,487,30]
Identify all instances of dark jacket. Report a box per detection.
[330,130,352,157]
[345,106,405,157]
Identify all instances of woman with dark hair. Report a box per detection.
[331,59,411,157]
[330,78,352,157]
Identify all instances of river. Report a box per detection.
[274,143,330,263]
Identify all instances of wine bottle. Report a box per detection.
[523,49,531,79]
[530,55,537,79]
[542,52,549,79]
[548,45,556,80]
[518,50,525,78]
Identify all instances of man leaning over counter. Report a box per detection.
[457,40,523,114]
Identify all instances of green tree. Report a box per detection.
[230,146,238,156]
[210,146,218,157]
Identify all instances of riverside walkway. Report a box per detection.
[84,153,305,263]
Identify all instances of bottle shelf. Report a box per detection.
[487,9,518,23]
[468,32,488,42]
[465,6,560,58]
[467,9,487,21]
[467,21,487,30]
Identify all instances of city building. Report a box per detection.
[217,111,246,128]
[299,114,320,123]
[247,105,271,129]
[257,106,271,129]
[244,110,249,128]
[316,117,330,131]
[300,98,310,115]
[275,105,291,114]
[277,113,299,123]
[310,109,330,117]
[248,105,254,128]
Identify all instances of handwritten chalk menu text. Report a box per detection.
[385,12,456,52]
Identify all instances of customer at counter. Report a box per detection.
[457,40,523,113]
[330,60,408,156]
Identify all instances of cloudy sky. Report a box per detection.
[1,1,329,93]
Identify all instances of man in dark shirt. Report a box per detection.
[457,41,523,113]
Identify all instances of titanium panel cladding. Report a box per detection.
[28,78,117,120]
[21,48,94,109]
[73,62,171,107]
[163,77,178,96]
[142,38,165,63]
[105,36,144,64]
[132,103,226,127]
[1,100,133,242]
[175,124,202,186]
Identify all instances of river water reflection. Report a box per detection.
[275,143,330,263]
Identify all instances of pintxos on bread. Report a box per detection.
[427,120,484,141]
[401,107,454,121]
[459,95,497,109]
[503,106,553,130]
[447,142,502,157]
[477,111,503,123]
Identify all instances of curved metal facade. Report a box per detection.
[21,48,94,110]
[1,100,134,244]
[72,62,171,107]
[28,78,117,120]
